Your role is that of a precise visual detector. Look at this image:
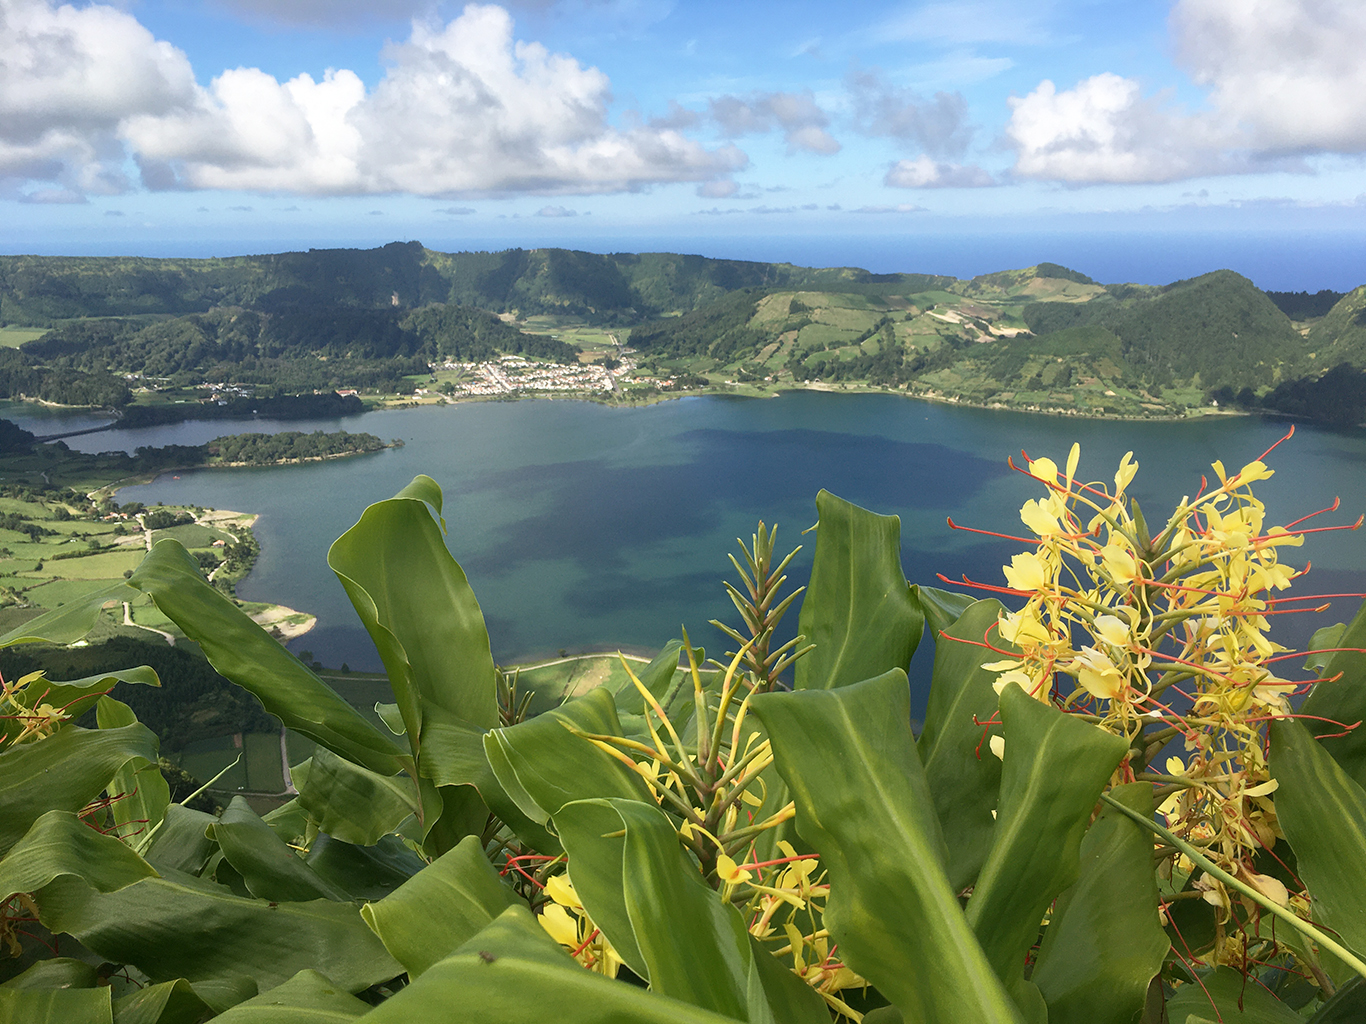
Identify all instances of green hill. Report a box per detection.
[1306,286,1366,369]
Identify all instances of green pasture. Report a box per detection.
[44,548,145,579]
[0,326,47,348]
[152,522,229,547]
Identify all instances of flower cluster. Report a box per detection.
[954,430,1360,926]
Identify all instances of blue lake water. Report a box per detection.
[8,394,1365,695]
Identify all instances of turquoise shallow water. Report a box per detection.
[12,394,1366,697]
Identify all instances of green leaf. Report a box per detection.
[327,478,499,750]
[915,598,1008,891]
[0,666,159,746]
[0,958,99,990]
[205,970,369,1023]
[557,797,783,1022]
[1270,717,1366,958]
[0,810,157,902]
[0,986,111,1024]
[112,979,216,1024]
[964,684,1128,1021]
[125,540,405,777]
[360,906,749,1024]
[360,834,515,979]
[1165,968,1302,1024]
[209,798,349,904]
[1306,622,1347,677]
[909,584,977,646]
[35,872,400,992]
[418,703,558,855]
[484,686,653,825]
[304,834,425,903]
[0,724,158,857]
[1031,783,1169,1024]
[1307,978,1366,1023]
[795,490,923,691]
[0,579,137,649]
[612,640,684,716]
[1299,598,1366,786]
[96,697,171,845]
[295,747,416,848]
[144,804,218,876]
[751,671,1023,1024]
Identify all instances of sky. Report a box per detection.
[4,0,1366,288]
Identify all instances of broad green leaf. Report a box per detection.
[361,834,515,978]
[35,872,401,992]
[1031,783,1169,1024]
[327,478,499,751]
[795,490,923,691]
[557,797,793,1022]
[0,986,110,1023]
[419,703,558,854]
[1306,622,1347,677]
[1308,978,1366,1023]
[263,799,312,847]
[1299,598,1366,785]
[305,834,425,903]
[752,671,1022,1024]
[909,584,977,646]
[915,599,1008,891]
[1270,717,1366,958]
[374,703,405,736]
[0,579,137,648]
[295,747,416,847]
[1165,968,1301,1024]
[0,723,157,856]
[484,686,653,825]
[125,541,405,777]
[96,697,171,844]
[0,958,99,989]
[361,906,749,1024]
[613,640,685,716]
[0,666,159,746]
[0,810,156,902]
[112,979,215,1024]
[209,798,348,904]
[964,684,1128,1022]
[145,804,218,876]
[206,970,369,1023]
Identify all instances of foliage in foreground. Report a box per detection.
[1,439,1366,1023]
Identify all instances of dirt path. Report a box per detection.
[123,601,175,645]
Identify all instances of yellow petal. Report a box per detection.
[1093,614,1130,648]
[988,734,1006,761]
[1003,552,1050,592]
[716,854,752,885]
[1113,451,1138,494]
[1028,456,1059,485]
[544,874,581,910]
[539,904,581,947]
[1065,443,1081,485]
[1072,646,1125,700]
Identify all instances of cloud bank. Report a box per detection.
[1,0,743,198]
[1007,0,1366,184]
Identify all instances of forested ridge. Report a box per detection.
[4,242,1366,424]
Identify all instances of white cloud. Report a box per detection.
[1173,0,1366,153]
[709,90,840,155]
[535,204,577,216]
[2,1,742,198]
[0,0,197,193]
[885,156,993,188]
[1007,0,1366,184]
[847,68,975,159]
[696,179,739,198]
[851,203,925,214]
[1006,74,1223,184]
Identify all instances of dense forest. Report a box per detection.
[5,243,1366,425]
[0,634,278,750]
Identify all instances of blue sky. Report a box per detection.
[4,0,1366,287]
